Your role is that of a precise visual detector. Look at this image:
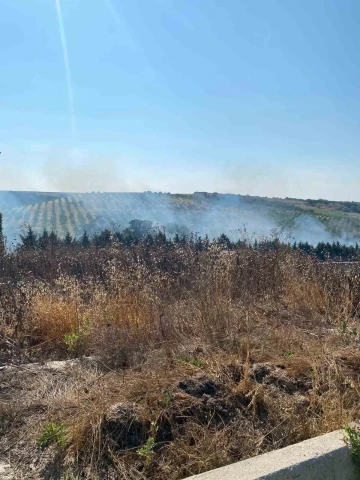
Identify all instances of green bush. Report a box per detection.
[344,424,360,463]
[37,422,67,450]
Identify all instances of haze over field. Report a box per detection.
[2,190,360,245]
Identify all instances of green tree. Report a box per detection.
[93,229,112,248]
[39,229,49,249]
[20,226,37,249]
[81,230,90,248]
[49,231,59,246]
[0,213,4,255]
[129,219,153,240]
[217,233,232,249]
[64,232,73,247]
[121,228,138,246]
[154,229,167,245]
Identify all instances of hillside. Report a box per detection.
[1,190,360,244]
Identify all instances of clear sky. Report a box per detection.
[1,0,360,199]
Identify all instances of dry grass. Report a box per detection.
[1,242,360,478]
[27,294,83,352]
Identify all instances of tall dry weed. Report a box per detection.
[1,241,360,479]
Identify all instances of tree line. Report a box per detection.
[0,216,358,262]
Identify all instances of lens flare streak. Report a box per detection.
[54,0,77,142]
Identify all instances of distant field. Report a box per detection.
[1,190,360,242]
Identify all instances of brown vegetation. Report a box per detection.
[1,241,360,479]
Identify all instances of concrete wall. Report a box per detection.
[184,428,360,480]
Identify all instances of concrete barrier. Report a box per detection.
[184,428,360,480]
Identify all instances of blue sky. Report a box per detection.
[1,0,360,199]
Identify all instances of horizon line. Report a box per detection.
[0,189,359,204]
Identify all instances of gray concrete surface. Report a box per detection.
[185,428,360,480]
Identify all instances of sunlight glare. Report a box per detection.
[54,0,77,142]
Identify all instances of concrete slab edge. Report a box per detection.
[184,427,360,480]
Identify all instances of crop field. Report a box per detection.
[2,191,360,242]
